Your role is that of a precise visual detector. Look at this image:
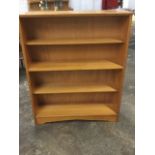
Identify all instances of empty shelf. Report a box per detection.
[33,83,117,94]
[36,103,117,118]
[26,38,124,45]
[29,60,123,72]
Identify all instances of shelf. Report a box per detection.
[26,38,124,45]
[29,60,123,72]
[36,103,117,119]
[33,83,117,94]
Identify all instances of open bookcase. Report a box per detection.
[20,11,132,124]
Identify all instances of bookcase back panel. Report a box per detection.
[29,44,122,64]
[22,16,127,40]
[31,70,121,88]
[35,93,116,105]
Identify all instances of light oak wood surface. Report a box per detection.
[20,10,132,124]
[37,103,116,117]
[20,10,132,17]
[36,103,116,118]
[26,38,124,45]
[29,60,123,72]
[36,103,117,123]
[33,83,117,94]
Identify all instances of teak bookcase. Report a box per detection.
[20,10,132,124]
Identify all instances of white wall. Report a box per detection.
[123,0,135,10]
[69,0,102,11]
[128,0,135,10]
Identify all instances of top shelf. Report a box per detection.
[26,38,124,46]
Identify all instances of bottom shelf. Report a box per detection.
[36,103,117,124]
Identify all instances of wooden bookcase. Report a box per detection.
[20,10,132,124]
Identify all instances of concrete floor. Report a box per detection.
[19,25,135,155]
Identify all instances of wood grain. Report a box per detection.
[26,38,124,45]
[20,10,132,18]
[36,103,116,118]
[35,93,116,105]
[33,83,117,94]
[30,70,120,90]
[29,60,123,72]
[28,44,122,64]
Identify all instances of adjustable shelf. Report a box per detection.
[33,83,117,94]
[29,60,123,72]
[20,10,132,124]
[26,38,124,46]
[36,103,117,124]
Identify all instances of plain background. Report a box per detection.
[0,0,155,155]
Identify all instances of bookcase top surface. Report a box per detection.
[20,10,132,17]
